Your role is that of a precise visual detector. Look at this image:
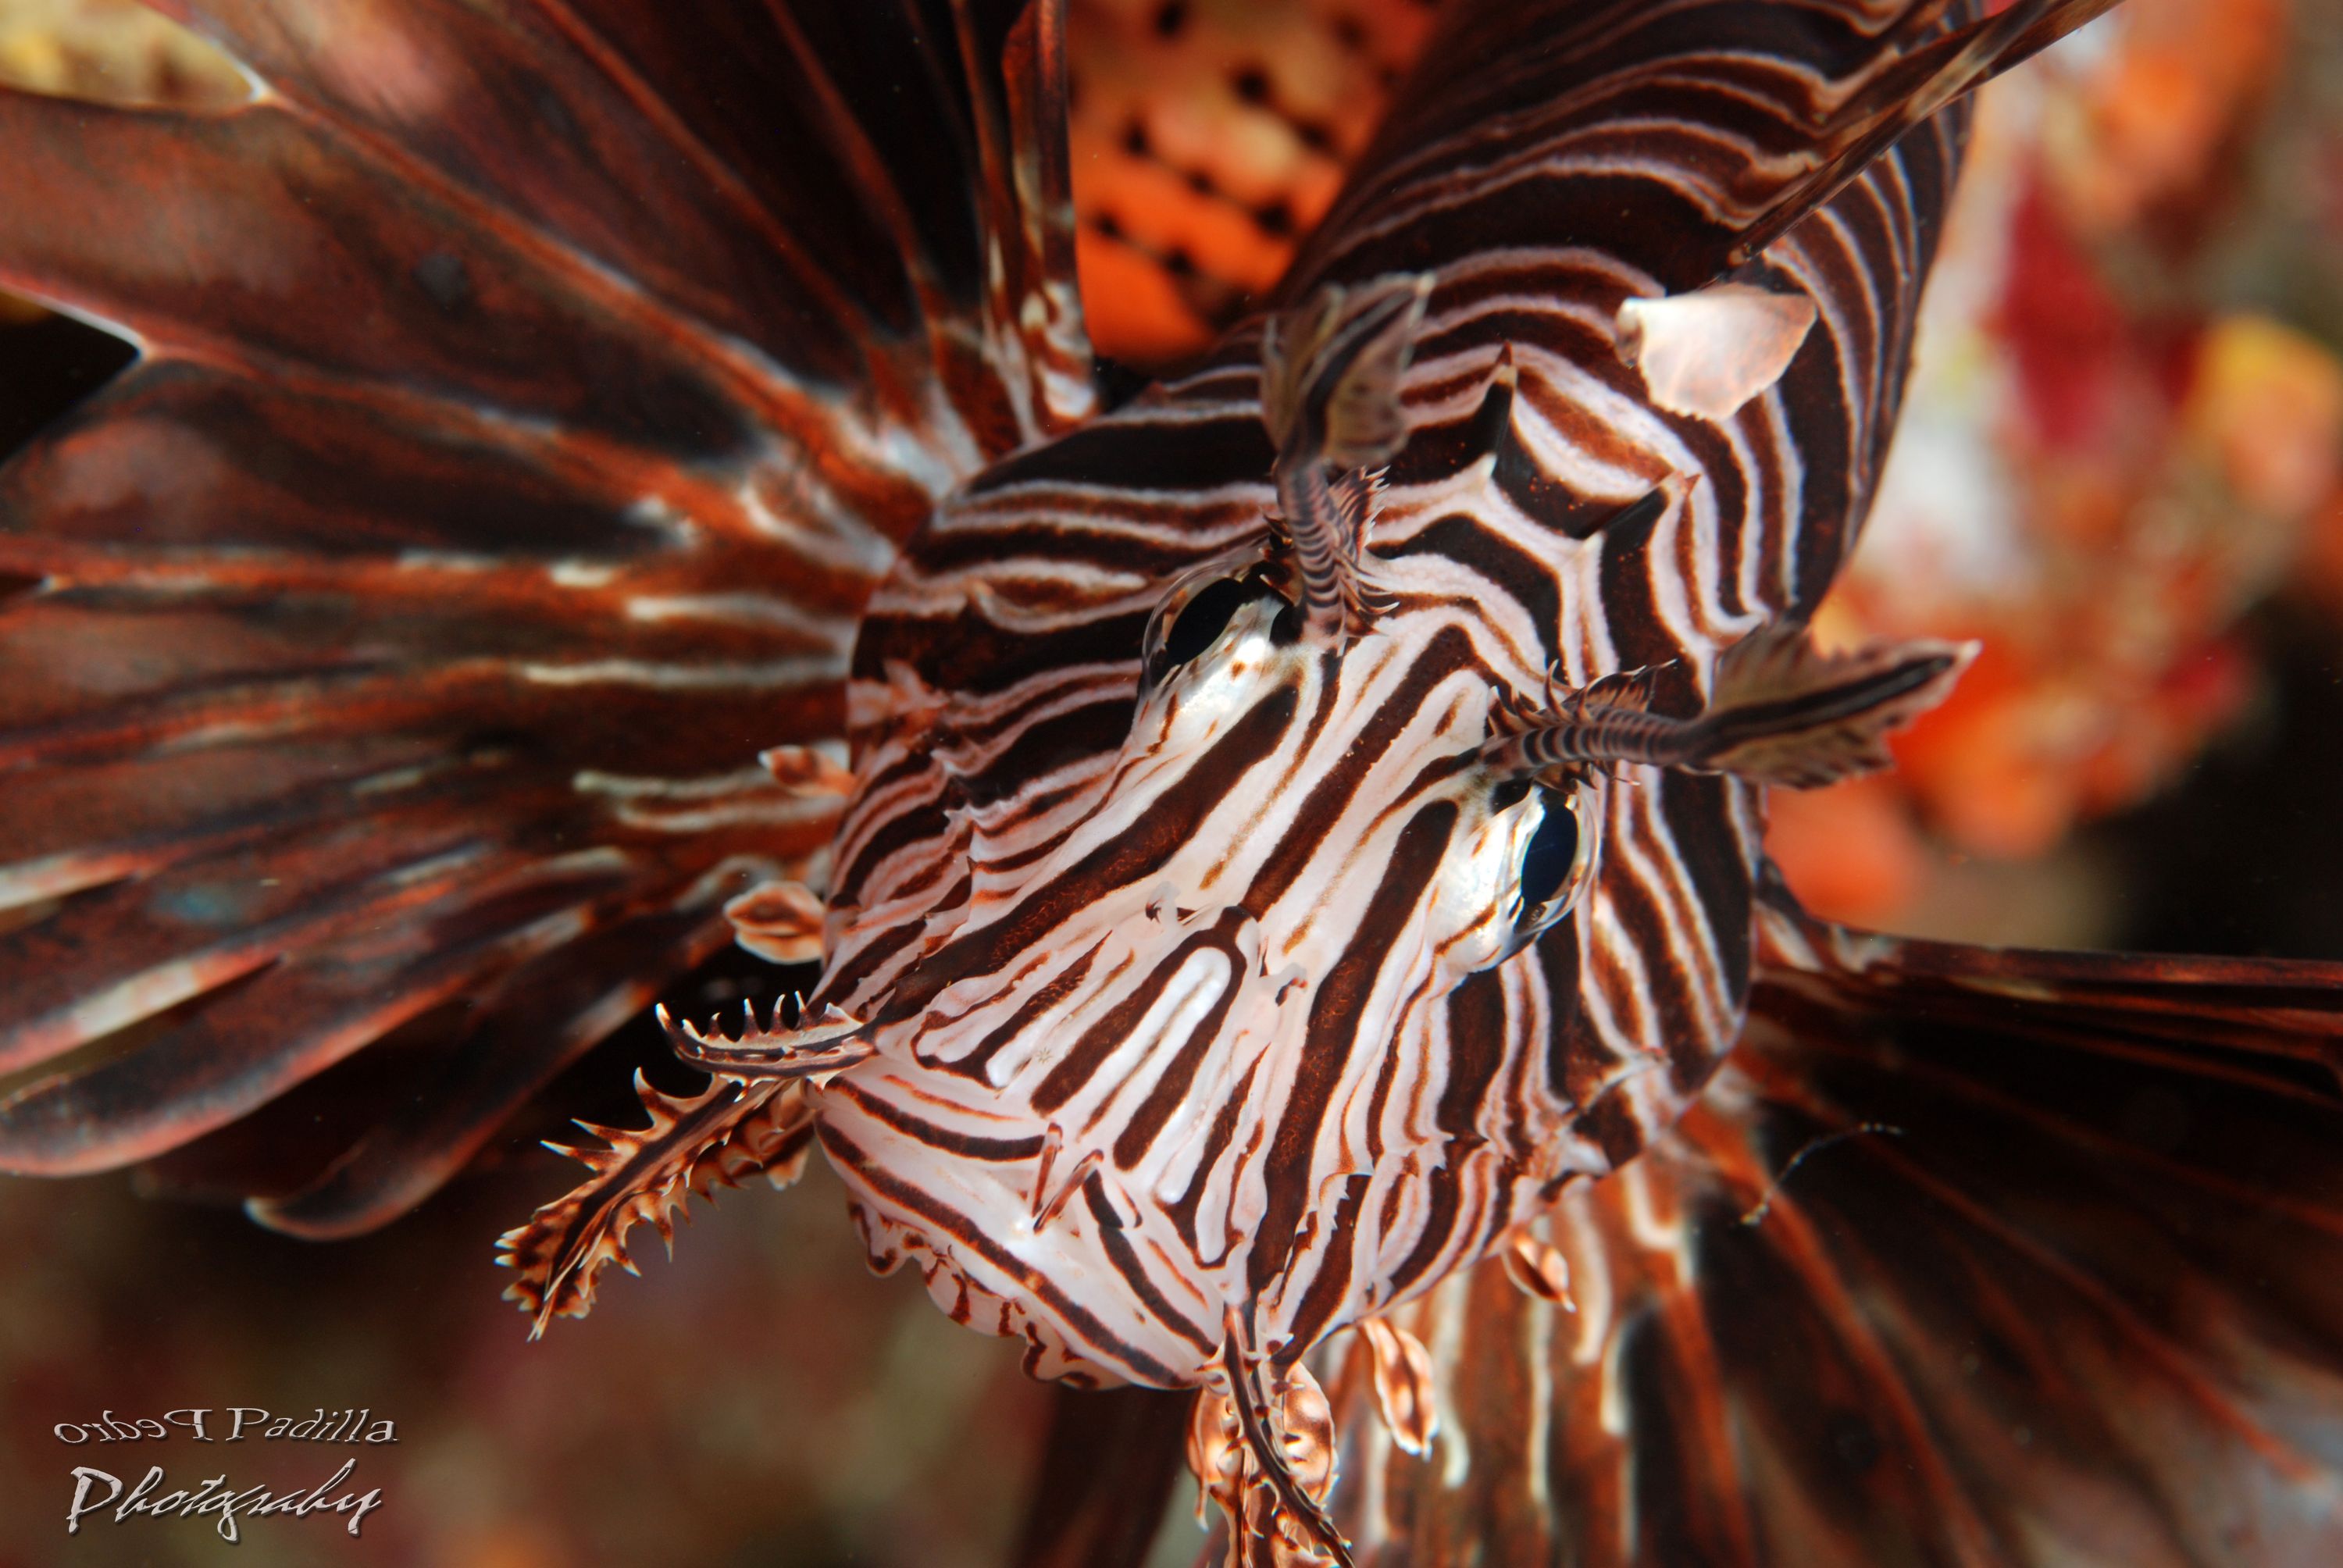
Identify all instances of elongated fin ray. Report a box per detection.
[1727,0,2125,268]
[0,2,1089,1221]
[1010,1385,1190,1568]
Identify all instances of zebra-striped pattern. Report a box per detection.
[807,0,1980,1396]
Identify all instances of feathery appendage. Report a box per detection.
[1260,273,1431,643]
[494,1072,815,1338]
[655,996,872,1082]
[1483,621,1977,789]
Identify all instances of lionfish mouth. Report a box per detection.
[3,1,2341,1564]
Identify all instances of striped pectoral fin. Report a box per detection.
[494,1072,816,1336]
[1325,889,2343,1566]
[0,0,1111,1242]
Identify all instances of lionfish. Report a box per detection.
[2,1,2340,1563]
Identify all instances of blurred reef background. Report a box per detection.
[3,1,2343,1563]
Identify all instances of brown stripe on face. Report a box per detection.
[952,697,1136,811]
[1032,925,1236,1115]
[1596,839,1715,1092]
[818,1121,1186,1386]
[1733,346,1799,608]
[1082,1177,1216,1354]
[1378,1157,1414,1241]
[1778,313,1858,614]
[1361,1001,1412,1167]
[1503,332,1671,479]
[1382,1156,1463,1303]
[1596,489,1681,674]
[818,911,928,1003]
[884,684,1298,1021]
[1439,962,1511,1142]
[1248,800,1458,1297]
[836,797,952,902]
[1269,642,1343,764]
[937,941,1104,1083]
[1165,1053,1264,1258]
[1574,1081,1649,1169]
[1654,769,1753,1002]
[1667,431,1748,624]
[1242,625,1475,916]
[833,1082,1047,1161]
[1275,1171,1372,1368]
[1111,913,1253,1168]
[1532,923,1615,1109]
[1382,514,1562,662]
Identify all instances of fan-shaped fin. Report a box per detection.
[0,2,1091,1223]
[1011,1384,1192,1568]
[240,894,740,1238]
[1324,879,2343,1566]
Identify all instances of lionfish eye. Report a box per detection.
[1506,781,1599,952]
[1519,787,1579,909]
[1141,568,1290,686]
[1157,577,1254,671]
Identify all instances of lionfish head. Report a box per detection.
[772,260,1981,1563]
[804,280,1632,1388]
[501,241,1972,1555]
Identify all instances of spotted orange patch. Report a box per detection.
[1068,0,1438,367]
